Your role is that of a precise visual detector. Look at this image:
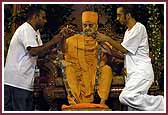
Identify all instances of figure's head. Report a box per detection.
[82,11,98,36]
[27,7,47,30]
[116,5,136,25]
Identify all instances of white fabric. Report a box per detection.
[119,78,164,111]
[120,22,164,111]
[4,22,43,91]
[121,22,154,80]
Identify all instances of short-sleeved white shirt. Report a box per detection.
[4,22,43,91]
[121,22,154,80]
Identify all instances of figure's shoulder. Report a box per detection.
[66,34,83,42]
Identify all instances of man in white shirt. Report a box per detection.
[96,5,164,111]
[4,7,65,111]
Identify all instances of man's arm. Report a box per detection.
[27,25,77,57]
[107,38,128,54]
[111,48,124,59]
[100,42,124,59]
[96,33,128,54]
[27,34,63,56]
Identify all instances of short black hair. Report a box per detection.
[118,4,137,19]
[26,6,45,20]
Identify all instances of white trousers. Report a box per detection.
[119,77,164,111]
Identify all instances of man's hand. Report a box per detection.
[100,42,113,55]
[51,34,64,44]
[59,25,77,38]
[95,32,111,43]
[51,24,77,44]
[96,32,127,54]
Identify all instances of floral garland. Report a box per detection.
[56,48,78,104]
[94,44,102,96]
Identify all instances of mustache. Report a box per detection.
[78,32,98,39]
[76,31,88,35]
[85,29,91,31]
[84,29,92,33]
[76,31,97,36]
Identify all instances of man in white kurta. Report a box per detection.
[96,5,164,111]
[119,22,164,111]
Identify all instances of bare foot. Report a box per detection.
[100,99,106,104]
